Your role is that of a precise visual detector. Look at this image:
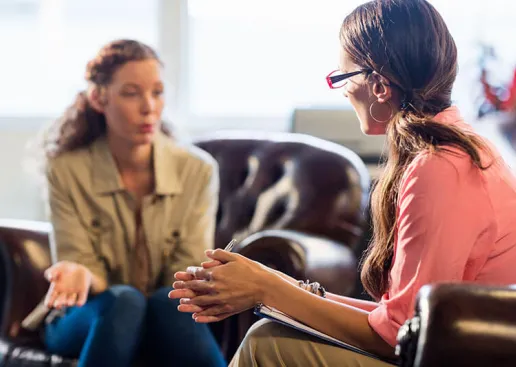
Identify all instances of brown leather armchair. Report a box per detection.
[0,131,371,365]
[396,283,516,367]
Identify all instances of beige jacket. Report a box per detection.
[46,132,219,290]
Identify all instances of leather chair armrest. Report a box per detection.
[233,229,357,296]
[0,220,52,345]
[396,283,516,367]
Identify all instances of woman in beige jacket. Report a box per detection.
[40,39,225,367]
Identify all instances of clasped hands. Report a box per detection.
[168,249,273,323]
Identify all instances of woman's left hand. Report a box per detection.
[168,249,275,323]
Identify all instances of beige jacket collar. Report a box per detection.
[91,132,183,195]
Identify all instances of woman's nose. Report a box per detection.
[140,95,156,115]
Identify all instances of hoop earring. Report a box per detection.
[369,101,394,123]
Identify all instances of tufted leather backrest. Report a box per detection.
[194,131,371,252]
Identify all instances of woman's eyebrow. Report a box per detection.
[120,82,140,89]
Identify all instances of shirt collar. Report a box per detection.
[433,105,470,130]
[92,131,183,196]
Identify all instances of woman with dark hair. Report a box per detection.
[37,39,226,367]
[169,1,516,365]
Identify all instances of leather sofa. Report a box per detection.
[0,131,371,365]
[396,283,516,367]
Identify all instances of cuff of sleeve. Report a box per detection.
[368,304,402,348]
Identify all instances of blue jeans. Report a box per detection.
[44,285,226,367]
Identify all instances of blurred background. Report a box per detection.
[1,0,516,220]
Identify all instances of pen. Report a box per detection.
[223,238,237,252]
[187,239,238,277]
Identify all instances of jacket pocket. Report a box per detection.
[162,229,181,266]
[82,213,116,274]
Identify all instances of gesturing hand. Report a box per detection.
[44,261,92,309]
[169,249,275,323]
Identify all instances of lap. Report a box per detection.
[146,286,183,320]
[146,286,215,337]
[231,319,396,367]
[44,285,220,362]
[144,287,226,366]
[44,285,146,356]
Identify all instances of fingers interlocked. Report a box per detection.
[174,279,215,294]
[186,266,213,281]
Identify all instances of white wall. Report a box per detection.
[0,117,48,220]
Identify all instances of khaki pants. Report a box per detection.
[229,319,397,367]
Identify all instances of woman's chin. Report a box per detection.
[360,121,387,136]
[359,121,374,135]
[132,131,157,145]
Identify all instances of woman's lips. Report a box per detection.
[138,124,155,133]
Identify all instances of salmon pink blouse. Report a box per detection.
[368,106,516,346]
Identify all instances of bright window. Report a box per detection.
[187,0,516,120]
[3,1,516,121]
[187,0,355,117]
[0,0,159,117]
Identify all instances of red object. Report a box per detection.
[326,69,367,89]
[481,68,516,111]
[326,69,340,89]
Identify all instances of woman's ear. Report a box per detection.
[370,72,393,104]
[86,86,107,113]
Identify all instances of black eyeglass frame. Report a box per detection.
[326,69,372,89]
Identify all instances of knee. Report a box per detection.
[147,287,195,327]
[147,287,179,314]
[240,319,277,351]
[244,319,276,339]
[148,286,172,303]
[96,285,146,318]
[234,319,291,364]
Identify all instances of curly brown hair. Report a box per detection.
[43,39,171,158]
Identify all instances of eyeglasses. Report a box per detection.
[326,69,371,89]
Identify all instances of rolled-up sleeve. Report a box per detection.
[47,161,108,281]
[368,151,493,346]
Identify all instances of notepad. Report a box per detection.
[254,303,397,364]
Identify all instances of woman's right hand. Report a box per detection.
[44,261,92,309]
